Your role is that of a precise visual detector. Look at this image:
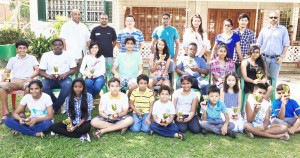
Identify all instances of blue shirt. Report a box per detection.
[117,29,144,53]
[176,56,208,78]
[215,33,240,59]
[65,93,93,125]
[200,100,227,121]
[271,99,300,119]
[233,28,256,63]
[152,26,179,58]
[257,25,290,56]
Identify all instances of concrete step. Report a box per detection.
[280,67,300,74]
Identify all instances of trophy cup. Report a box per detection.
[90,69,95,79]
[160,112,169,124]
[159,54,166,66]
[111,104,118,118]
[53,66,59,78]
[138,108,144,119]
[202,95,209,105]
[283,85,290,98]
[4,73,10,82]
[189,57,194,68]
[24,111,31,124]
[256,73,263,80]
[232,107,239,119]
[63,117,73,130]
[178,110,184,121]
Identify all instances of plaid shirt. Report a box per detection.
[233,28,256,63]
[210,59,235,85]
[65,93,93,125]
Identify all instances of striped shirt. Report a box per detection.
[130,88,154,113]
[233,28,256,63]
[117,28,145,53]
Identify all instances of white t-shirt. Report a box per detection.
[60,20,90,59]
[79,55,106,77]
[246,96,270,125]
[6,54,39,79]
[99,92,129,115]
[152,100,176,121]
[39,51,77,75]
[182,28,208,56]
[20,93,53,118]
[173,90,197,115]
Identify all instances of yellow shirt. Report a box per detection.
[130,88,154,113]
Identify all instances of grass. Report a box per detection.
[0,96,300,158]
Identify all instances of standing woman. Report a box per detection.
[183,14,208,58]
[211,19,243,62]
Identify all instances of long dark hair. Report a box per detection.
[223,72,239,93]
[248,45,265,73]
[216,43,230,61]
[68,78,88,120]
[89,41,102,58]
[191,14,204,39]
[155,39,170,61]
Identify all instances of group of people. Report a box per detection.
[0,9,299,141]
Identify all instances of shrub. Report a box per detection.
[28,34,53,59]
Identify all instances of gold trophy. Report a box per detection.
[90,69,95,79]
[24,111,31,124]
[63,117,73,130]
[160,113,169,124]
[4,72,10,82]
[53,66,59,78]
[159,54,166,66]
[189,57,194,68]
[138,108,144,119]
[254,95,262,110]
[202,95,209,105]
[283,85,290,98]
[111,104,118,118]
[232,107,239,119]
[178,110,184,121]
[256,73,263,80]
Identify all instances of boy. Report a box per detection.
[244,83,289,140]
[91,77,134,138]
[112,37,143,98]
[199,85,236,138]
[271,84,300,134]
[130,74,154,132]
[0,40,39,123]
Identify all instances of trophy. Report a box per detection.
[178,110,184,121]
[160,112,169,124]
[159,54,166,66]
[232,107,239,119]
[53,66,59,78]
[138,108,144,119]
[254,95,262,110]
[189,57,194,68]
[111,104,118,118]
[24,111,31,124]
[202,95,209,105]
[4,72,10,82]
[283,85,290,98]
[90,69,95,79]
[63,117,73,129]
[256,73,263,80]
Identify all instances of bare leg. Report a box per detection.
[148,78,157,90]
[91,117,133,135]
[162,80,171,87]
[266,124,288,135]
[128,84,138,99]
[244,123,287,139]
[0,89,9,115]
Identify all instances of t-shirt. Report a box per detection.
[39,51,77,75]
[114,52,142,78]
[130,88,154,113]
[117,28,144,53]
[90,26,117,58]
[246,97,270,125]
[176,56,208,78]
[183,28,208,56]
[215,33,240,59]
[271,99,300,119]
[99,92,129,115]
[173,90,197,115]
[79,55,106,77]
[20,92,52,118]
[152,100,176,122]
[152,26,179,58]
[6,54,39,80]
[200,100,227,121]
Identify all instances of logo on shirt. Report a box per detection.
[95,33,101,36]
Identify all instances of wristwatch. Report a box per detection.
[161,77,165,81]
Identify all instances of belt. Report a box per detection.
[262,53,280,59]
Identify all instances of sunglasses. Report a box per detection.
[224,24,232,27]
[269,17,278,19]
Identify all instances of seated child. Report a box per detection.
[200,85,236,138]
[244,83,289,140]
[91,77,134,138]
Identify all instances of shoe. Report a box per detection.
[178,133,185,141]
[148,130,154,136]
[279,133,290,141]
[50,132,58,136]
[245,130,254,139]
[202,129,208,135]
[229,131,236,138]
[120,127,128,135]
[86,133,91,142]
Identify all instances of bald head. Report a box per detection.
[269,11,279,26]
[71,9,81,23]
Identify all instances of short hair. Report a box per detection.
[254,83,268,92]
[208,85,220,95]
[158,85,171,95]
[224,18,233,26]
[189,42,198,49]
[51,38,64,45]
[100,12,108,17]
[124,36,136,45]
[162,12,171,18]
[108,77,120,87]
[180,75,193,84]
[137,74,149,84]
[276,83,290,93]
[238,13,250,21]
[15,40,29,48]
[28,80,43,89]
[126,15,136,21]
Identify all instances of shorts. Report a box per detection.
[153,75,169,82]
[271,117,297,126]
[120,77,137,88]
[0,79,29,92]
[97,115,130,123]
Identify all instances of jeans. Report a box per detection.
[176,77,209,95]
[5,118,52,136]
[42,77,72,112]
[130,113,150,133]
[200,120,235,135]
[85,75,105,98]
[49,121,91,138]
[262,56,281,82]
[150,121,179,138]
[174,115,201,134]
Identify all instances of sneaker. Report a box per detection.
[86,133,91,142]
[229,131,236,138]
[148,130,154,136]
[50,132,58,136]
[202,129,208,135]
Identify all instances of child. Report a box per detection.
[244,83,289,140]
[91,77,134,138]
[130,74,155,132]
[210,43,235,88]
[220,72,243,133]
[199,85,236,138]
[149,85,184,140]
[80,42,105,98]
[173,75,201,134]
[148,39,171,89]
[271,84,300,134]
[5,80,53,137]
[49,78,93,141]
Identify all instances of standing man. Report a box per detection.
[257,11,290,83]
[60,9,90,78]
[151,13,180,62]
[90,13,117,68]
[117,15,145,53]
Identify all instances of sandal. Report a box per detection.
[177,133,185,141]
[93,129,103,139]
[148,130,154,136]
[35,132,45,138]
[120,127,128,135]
[279,133,290,141]
[0,113,11,124]
[12,130,21,136]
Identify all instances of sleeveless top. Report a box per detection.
[224,92,238,108]
[152,55,167,77]
[244,61,264,93]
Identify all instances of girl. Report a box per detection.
[5,80,53,137]
[50,78,93,140]
[80,41,106,98]
[183,14,208,58]
[150,85,184,140]
[241,45,273,99]
[220,73,243,133]
[210,43,235,88]
[173,75,201,134]
[148,39,171,89]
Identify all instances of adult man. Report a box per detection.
[257,11,290,83]
[0,40,39,123]
[117,15,144,53]
[90,13,117,66]
[60,9,90,77]
[39,39,76,113]
[152,13,180,62]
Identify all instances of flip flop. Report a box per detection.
[93,129,103,139]
[12,130,21,136]
[35,132,45,138]
[0,113,11,124]
[120,127,128,135]
[280,133,290,141]
[245,130,254,139]
[177,133,185,141]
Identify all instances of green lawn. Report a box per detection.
[0,96,300,158]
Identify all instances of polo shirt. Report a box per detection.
[130,88,154,113]
[271,99,300,119]
[117,28,144,53]
[200,100,227,121]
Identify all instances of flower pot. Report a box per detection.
[0,44,16,60]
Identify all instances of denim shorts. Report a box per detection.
[153,75,169,82]
[97,115,129,124]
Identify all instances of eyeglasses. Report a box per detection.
[253,50,260,54]
[269,17,278,19]
[224,24,232,27]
